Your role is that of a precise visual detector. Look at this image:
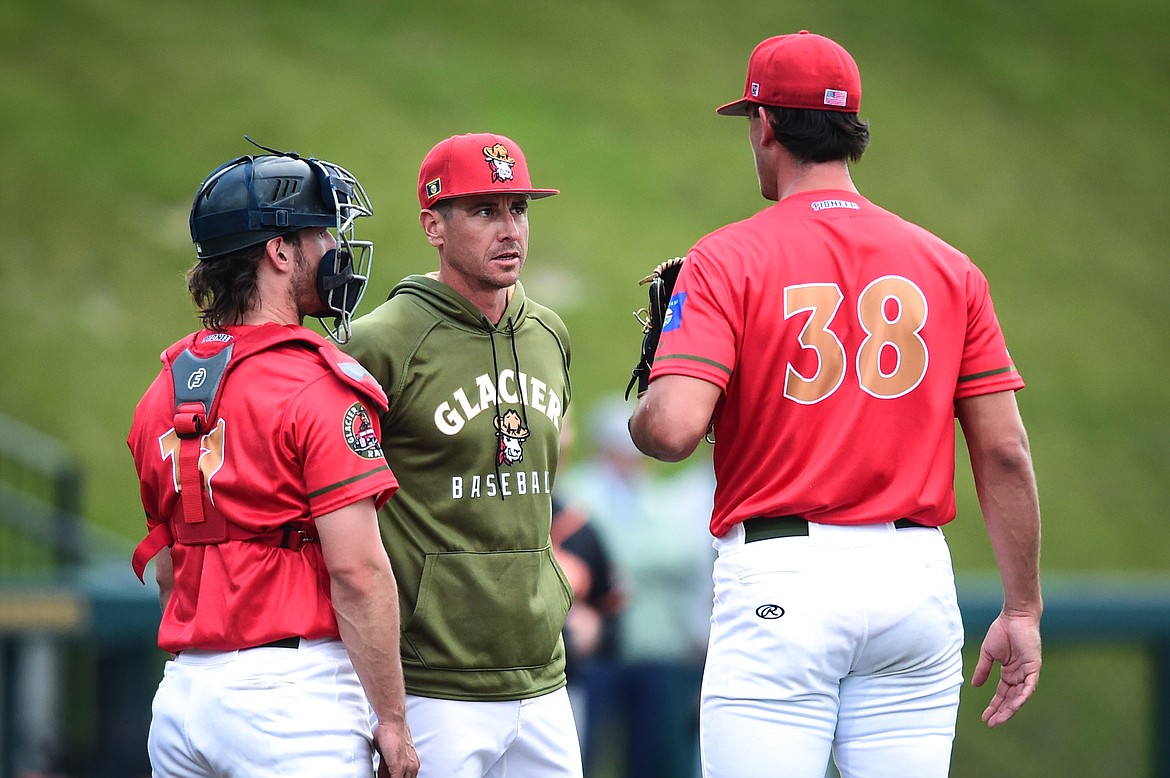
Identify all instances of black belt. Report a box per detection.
[176,636,301,656]
[742,515,932,543]
[257,636,301,649]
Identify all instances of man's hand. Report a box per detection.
[971,609,1042,727]
[375,718,419,777]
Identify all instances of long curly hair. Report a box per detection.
[185,233,299,329]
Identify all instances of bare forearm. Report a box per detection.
[317,500,417,774]
[957,391,1043,616]
[972,440,1042,615]
[331,565,409,726]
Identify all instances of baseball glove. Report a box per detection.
[625,256,686,399]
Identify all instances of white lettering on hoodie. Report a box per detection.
[433,369,563,435]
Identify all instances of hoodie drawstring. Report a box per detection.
[485,315,529,501]
[485,317,505,500]
[505,317,529,432]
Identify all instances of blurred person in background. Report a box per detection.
[559,395,715,778]
[551,410,627,750]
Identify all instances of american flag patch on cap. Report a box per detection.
[824,89,848,107]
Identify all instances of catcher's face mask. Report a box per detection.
[190,138,375,345]
[310,159,374,344]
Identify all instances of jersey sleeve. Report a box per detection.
[955,262,1025,399]
[127,374,173,531]
[287,372,399,517]
[649,247,739,390]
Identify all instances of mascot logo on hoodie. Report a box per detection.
[494,409,529,465]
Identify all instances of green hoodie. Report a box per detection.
[345,275,573,701]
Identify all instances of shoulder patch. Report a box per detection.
[344,403,384,459]
[662,292,686,333]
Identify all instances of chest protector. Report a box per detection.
[132,325,387,582]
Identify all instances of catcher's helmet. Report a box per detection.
[189,147,375,342]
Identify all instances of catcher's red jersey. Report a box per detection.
[651,190,1024,537]
[128,324,398,653]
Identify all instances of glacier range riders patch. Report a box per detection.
[344,403,383,459]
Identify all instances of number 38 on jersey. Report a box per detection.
[784,275,928,404]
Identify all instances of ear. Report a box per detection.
[263,234,294,274]
[755,105,778,147]
[419,209,444,249]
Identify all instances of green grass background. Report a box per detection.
[2,0,1168,774]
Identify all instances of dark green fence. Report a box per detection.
[0,415,85,575]
[0,414,157,778]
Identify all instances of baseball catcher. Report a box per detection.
[626,256,686,399]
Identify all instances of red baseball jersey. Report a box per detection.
[651,190,1024,537]
[128,324,398,653]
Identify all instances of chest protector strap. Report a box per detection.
[132,326,388,582]
[171,345,233,541]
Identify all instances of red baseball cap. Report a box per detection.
[716,31,861,116]
[417,132,559,209]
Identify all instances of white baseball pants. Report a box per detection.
[148,638,376,778]
[700,521,965,778]
[405,687,582,778]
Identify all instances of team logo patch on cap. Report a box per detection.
[483,143,516,183]
[750,82,761,97]
[425,178,442,200]
[824,89,848,107]
[344,403,383,459]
